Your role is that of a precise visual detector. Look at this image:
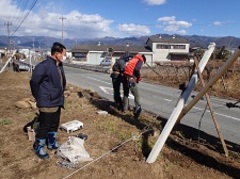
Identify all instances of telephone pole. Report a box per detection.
[60,15,66,44]
[4,21,12,50]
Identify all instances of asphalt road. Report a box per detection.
[64,66,240,146]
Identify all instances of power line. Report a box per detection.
[11,0,38,36]
[11,0,28,34]
[11,0,24,25]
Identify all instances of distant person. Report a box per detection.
[110,54,132,110]
[123,54,146,118]
[11,57,19,72]
[30,42,66,159]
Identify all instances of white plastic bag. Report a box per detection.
[56,136,93,164]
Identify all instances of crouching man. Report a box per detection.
[111,54,132,110]
[123,53,146,118]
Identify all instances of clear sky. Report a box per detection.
[0,0,240,39]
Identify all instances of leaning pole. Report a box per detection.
[0,51,16,74]
[178,46,240,121]
[146,43,216,163]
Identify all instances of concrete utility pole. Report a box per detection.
[146,43,216,164]
[29,37,35,73]
[4,21,12,50]
[33,37,34,49]
[60,15,66,44]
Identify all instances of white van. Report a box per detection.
[100,58,111,66]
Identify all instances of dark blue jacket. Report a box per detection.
[30,56,66,108]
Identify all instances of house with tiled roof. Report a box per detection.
[146,34,190,62]
[71,34,190,66]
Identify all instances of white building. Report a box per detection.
[146,34,190,62]
[71,44,153,65]
[71,34,190,66]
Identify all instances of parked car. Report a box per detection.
[18,64,30,71]
[12,60,30,71]
[99,59,111,66]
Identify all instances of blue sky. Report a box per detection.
[0,0,240,39]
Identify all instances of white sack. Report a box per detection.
[57,136,93,164]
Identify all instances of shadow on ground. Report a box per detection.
[86,95,240,179]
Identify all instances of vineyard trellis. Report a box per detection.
[142,58,240,98]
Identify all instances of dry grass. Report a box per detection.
[0,71,240,179]
[142,61,240,100]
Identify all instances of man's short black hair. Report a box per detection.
[122,53,133,62]
[51,42,66,55]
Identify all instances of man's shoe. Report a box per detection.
[47,132,60,150]
[34,138,49,159]
[133,106,142,119]
[121,104,128,112]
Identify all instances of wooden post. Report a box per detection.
[221,76,227,92]
[194,58,229,157]
[173,65,180,83]
[146,43,216,164]
[177,47,240,122]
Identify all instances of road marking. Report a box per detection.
[86,76,111,85]
[77,73,240,122]
[193,106,240,122]
[121,93,134,99]
[215,112,240,121]
[99,86,110,94]
[164,98,172,102]
[86,76,135,99]
[160,97,240,122]
[99,86,134,99]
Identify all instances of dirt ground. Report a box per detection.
[1,70,240,179]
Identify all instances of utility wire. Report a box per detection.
[11,0,24,23]
[11,0,36,36]
[11,0,28,33]
[62,126,154,179]
[11,0,38,36]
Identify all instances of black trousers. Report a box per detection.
[112,75,123,106]
[122,76,130,109]
[36,108,61,139]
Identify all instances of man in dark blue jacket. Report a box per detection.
[30,42,66,159]
[110,54,132,111]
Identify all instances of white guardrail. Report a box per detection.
[63,62,111,73]
[1,57,116,74]
[16,60,111,74]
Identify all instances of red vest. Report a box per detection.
[124,55,144,76]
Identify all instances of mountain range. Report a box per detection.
[0,34,239,50]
